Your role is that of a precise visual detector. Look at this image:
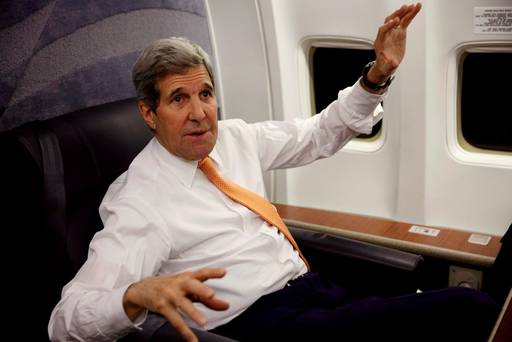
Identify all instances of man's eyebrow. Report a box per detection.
[167,82,214,99]
[168,87,183,100]
[202,82,214,91]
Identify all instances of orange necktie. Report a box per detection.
[199,156,310,270]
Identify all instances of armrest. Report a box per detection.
[289,226,423,272]
[121,314,238,342]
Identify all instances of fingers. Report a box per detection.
[400,3,422,29]
[385,3,422,27]
[385,4,406,23]
[161,306,199,342]
[184,269,229,311]
[380,3,421,38]
[193,267,226,282]
[381,17,400,35]
[125,269,228,342]
[201,296,230,311]
[176,296,209,327]
[186,268,227,301]
[184,277,216,302]
[166,269,228,341]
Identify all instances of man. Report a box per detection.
[48,3,496,341]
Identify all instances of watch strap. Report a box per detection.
[361,61,394,91]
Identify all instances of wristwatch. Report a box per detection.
[361,61,394,91]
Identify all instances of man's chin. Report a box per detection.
[184,145,215,161]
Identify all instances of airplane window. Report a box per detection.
[311,47,381,139]
[460,52,512,152]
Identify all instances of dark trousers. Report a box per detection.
[211,272,498,342]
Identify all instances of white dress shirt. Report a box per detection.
[48,80,385,341]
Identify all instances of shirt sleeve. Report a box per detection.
[252,79,386,171]
[48,196,170,341]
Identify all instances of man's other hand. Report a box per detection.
[123,268,229,342]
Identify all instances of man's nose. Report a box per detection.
[188,96,206,121]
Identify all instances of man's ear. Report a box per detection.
[138,101,156,130]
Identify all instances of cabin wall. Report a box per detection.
[206,0,272,124]
[424,0,512,235]
[207,0,511,236]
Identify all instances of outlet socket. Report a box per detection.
[448,265,483,290]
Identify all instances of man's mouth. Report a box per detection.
[185,130,209,137]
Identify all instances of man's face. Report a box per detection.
[140,65,218,161]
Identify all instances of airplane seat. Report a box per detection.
[289,226,424,298]
[1,99,143,340]
[0,100,423,341]
[0,100,232,341]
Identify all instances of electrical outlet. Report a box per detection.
[408,225,440,237]
[448,265,483,289]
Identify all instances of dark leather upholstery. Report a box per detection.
[0,100,423,341]
[290,227,422,271]
[40,99,152,279]
[2,99,151,340]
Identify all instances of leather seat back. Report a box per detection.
[1,99,151,340]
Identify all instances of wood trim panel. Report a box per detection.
[275,204,502,261]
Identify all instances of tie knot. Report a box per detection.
[198,156,219,180]
[198,156,213,170]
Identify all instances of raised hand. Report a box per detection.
[367,3,422,85]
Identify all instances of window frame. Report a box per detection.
[299,37,385,153]
[446,42,512,168]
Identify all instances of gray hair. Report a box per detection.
[132,37,215,112]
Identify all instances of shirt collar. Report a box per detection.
[208,146,223,170]
[151,137,222,188]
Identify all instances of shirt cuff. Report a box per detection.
[337,77,387,135]
[97,284,148,339]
